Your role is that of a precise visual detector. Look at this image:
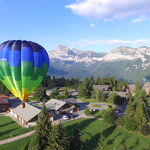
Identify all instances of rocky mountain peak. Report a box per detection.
[48,45,150,64]
[48,45,150,82]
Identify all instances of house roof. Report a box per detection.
[105,91,127,98]
[12,103,41,122]
[0,99,8,104]
[8,98,22,108]
[127,84,136,91]
[93,85,110,91]
[45,99,66,111]
[143,82,150,89]
[0,94,9,99]
[62,98,79,104]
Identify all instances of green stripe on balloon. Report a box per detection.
[0,61,11,76]
[21,61,33,76]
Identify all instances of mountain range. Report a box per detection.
[48,45,150,82]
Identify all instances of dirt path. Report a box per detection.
[0,130,35,145]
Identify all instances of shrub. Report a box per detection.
[103,110,116,124]
[91,104,100,108]
[107,93,123,105]
[92,110,102,118]
[100,110,107,117]
[84,108,91,116]
[108,105,112,108]
[140,125,150,136]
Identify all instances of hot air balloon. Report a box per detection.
[0,40,49,102]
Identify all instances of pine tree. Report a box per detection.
[114,137,123,150]
[125,116,139,131]
[125,100,136,117]
[69,125,82,150]
[36,104,52,149]
[135,81,141,96]
[127,91,132,100]
[78,83,88,98]
[33,86,49,101]
[138,89,147,101]
[137,89,148,107]
[46,124,69,150]
[134,102,149,130]
[99,91,106,102]
[98,133,105,150]
[28,134,42,150]
[103,110,115,124]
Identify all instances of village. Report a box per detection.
[0,81,150,127]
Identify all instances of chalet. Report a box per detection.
[105,91,128,98]
[143,82,150,96]
[45,99,79,121]
[0,95,9,112]
[114,91,127,98]
[126,84,136,95]
[93,85,111,91]
[46,87,58,96]
[68,90,78,97]
[62,98,80,104]
[0,94,9,100]
[0,99,9,112]
[10,102,41,126]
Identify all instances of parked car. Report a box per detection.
[62,115,69,120]
[73,114,78,118]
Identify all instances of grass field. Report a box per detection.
[0,116,32,140]
[58,87,74,91]
[0,118,150,150]
[65,119,150,150]
[0,135,33,150]
[79,97,115,106]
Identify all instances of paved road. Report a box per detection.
[0,130,35,145]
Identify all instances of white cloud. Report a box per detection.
[89,23,95,27]
[74,39,150,47]
[131,16,146,23]
[66,0,150,21]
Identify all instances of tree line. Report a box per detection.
[30,76,128,102]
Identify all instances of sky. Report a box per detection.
[0,0,150,52]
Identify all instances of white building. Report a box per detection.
[10,102,41,126]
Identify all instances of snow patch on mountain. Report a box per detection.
[48,45,150,70]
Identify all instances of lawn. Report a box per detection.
[90,104,100,108]
[65,119,150,150]
[79,97,113,104]
[31,103,39,107]
[0,118,150,150]
[91,110,106,118]
[0,116,32,140]
[58,87,74,91]
[0,135,33,150]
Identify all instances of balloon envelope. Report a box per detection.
[0,40,49,101]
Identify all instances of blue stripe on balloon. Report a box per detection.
[41,49,50,67]
[33,51,42,67]
[21,46,34,62]
[0,46,10,61]
[0,42,49,68]
[9,50,21,67]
